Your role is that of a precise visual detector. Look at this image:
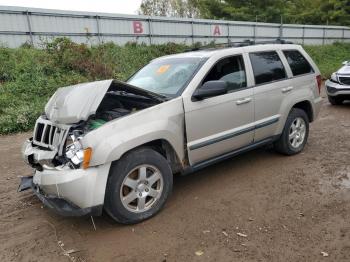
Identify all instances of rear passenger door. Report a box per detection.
[249,51,292,142]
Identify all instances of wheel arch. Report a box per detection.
[291,100,314,122]
[110,139,185,175]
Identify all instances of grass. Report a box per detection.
[304,42,350,78]
[0,38,349,135]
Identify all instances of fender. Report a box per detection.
[82,97,185,167]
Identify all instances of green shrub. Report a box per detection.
[0,38,349,135]
[304,42,350,79]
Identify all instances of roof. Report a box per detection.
[155,41,302,61]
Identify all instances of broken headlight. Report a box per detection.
[65,134,93,169]
[65,135,84,165]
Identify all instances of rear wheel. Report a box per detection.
[274,108,309,155]
[104,148,173,224]
[328,95,343,105]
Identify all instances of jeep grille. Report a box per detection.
[32,118,70,155]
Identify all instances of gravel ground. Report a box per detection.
[0,89,349,262]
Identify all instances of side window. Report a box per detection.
[203,55,247,93]
[249,51,286,85]
[283,50,314,76]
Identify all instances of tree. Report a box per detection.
[139,0,200,18]
[195,0,350,25]
[139,0,171,17]
[139,0,350,25]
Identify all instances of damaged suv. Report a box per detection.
[20,41,322,224]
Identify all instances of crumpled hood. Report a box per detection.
[45,80,113,124]
[337,64,350,75]
[45,79,165,124]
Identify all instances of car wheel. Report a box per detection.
[104,147,173,224]
[274,108,309,155]
[328,95,343,105]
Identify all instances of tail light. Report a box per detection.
[316,75,322,94]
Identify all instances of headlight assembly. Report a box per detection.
[65,135,92,169]
[330,72,338,83]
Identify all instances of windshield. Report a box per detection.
[127,57,205,97]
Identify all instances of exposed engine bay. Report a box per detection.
[25,80,164,171]
[87,89,160,130]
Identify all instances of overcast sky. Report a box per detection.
[0,0,143,14]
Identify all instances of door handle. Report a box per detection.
[282,86,294,93]
[236,97,252,105]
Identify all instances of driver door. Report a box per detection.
[183,54,255,165]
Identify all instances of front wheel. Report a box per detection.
[104,148,173,224]
[274,108,309,155]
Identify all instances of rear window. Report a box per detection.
[283,50,314,76]
[249,51,286,85]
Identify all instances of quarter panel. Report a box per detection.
[276,79,315,134]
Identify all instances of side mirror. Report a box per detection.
[342,61,348,66]
[192,81,228,101]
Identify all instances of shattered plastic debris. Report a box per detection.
[237,232,248,238]
[195,250,204,256]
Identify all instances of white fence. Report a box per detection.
[0,5,350,48]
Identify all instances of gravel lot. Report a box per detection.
[1,89,349,262]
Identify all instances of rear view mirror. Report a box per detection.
[192,81,228,101]
[342,61,349,66]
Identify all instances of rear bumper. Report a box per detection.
[325,80,350,97]
[19,176,102,216]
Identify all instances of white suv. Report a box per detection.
[326,61,350,105]
[20,41,322,224]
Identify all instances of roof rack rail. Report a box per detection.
[186,38,294,52]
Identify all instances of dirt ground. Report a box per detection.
[0,89,349,262]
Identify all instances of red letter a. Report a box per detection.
[213,25,221,36]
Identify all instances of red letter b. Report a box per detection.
[133,21,144,34]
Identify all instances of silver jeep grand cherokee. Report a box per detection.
[19,41,322,224]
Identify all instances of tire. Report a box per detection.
[328,95,343,105]
[274,108,309,156]
[104,148,173,224]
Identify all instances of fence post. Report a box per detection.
[25,10,34,46]
[279,16,283,40]
[253,24,257,41]
[322,27,326,45]
[191,19,194,45]
[302,26,305,45]
[95,15,101,44]
[254,15,257,41]
[227,23,230,44]
[342,28,345,43]
[148,17,152,45]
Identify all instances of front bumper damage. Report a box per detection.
[18,176,102,216]
[20,140,111,217]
